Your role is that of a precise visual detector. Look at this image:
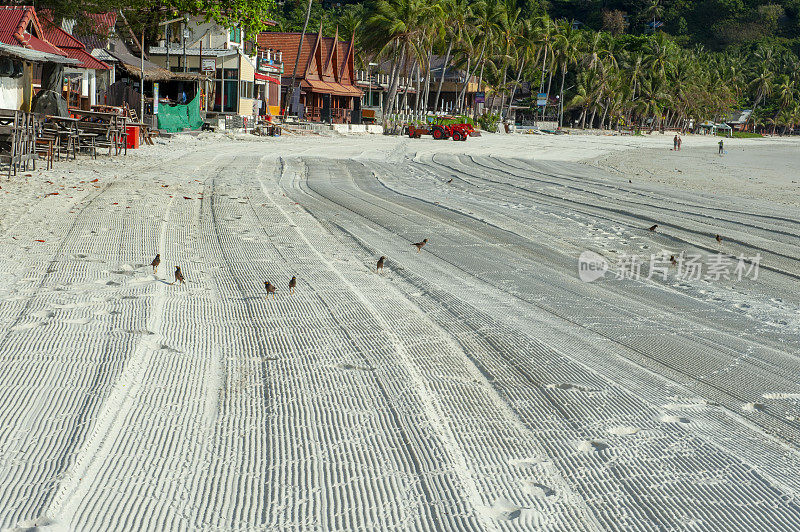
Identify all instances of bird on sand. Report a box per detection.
[172,266,185,285]
[412,238,428,253]
[628,180,632,184]
[288,276,297,294]
[670,255,678,266]
[447,178,453,184]
[377,256,386,273]
[715,234,722,244]
[648,224,658,232]
[264,281,277,299]
[150,253,160,273]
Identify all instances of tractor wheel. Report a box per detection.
[432,127,444,140]
[452,131,463,142]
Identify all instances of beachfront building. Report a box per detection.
[424,55,479,113]
[147,16,273,116]
[354,55,478,119]
[101,37,204,128]
[255,48,282,117]
[39,16,110,109]
[67,12,118,103]
[257,27,362,123]
[0,5,89,111]
[355,65,416,122]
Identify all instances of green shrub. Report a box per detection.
[477,112,501,131]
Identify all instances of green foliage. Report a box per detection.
[477,111,502,130]
[39,0,277,36]
[728,130,764,137]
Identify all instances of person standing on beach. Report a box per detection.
[673,135,678,150]
[677,136,682,151]
[719,139,724,155]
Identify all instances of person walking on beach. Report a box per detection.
[673,135,678,150]
[718,139,724,155]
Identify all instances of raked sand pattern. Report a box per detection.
[0,134,799,530]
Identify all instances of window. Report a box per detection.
[229,26,241,44]
[240,80,254,99]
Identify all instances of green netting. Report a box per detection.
[157,93,203,133]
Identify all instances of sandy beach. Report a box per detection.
[0,130,798,530]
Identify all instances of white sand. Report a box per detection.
[0,131,798,530]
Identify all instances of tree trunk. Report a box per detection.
[589,107,597,129]
[414,62,421,113]
[538,48,548,120]
[506,56,525,118]
[580,106,587,128]
[433,41,452,113]
[458,56,471,114]
[385,42,407,119]
[422,50,432,112]
[600,101,609,130]
[475,55,487,121]
[558,65,566,128]
[461,42,484,115]
[288,0,313,115]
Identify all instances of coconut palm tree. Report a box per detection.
[364,0,435,119]
[551,20,581,127]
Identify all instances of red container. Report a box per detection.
[126,126,140,149]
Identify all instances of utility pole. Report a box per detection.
[288,0,313,117]
[140,30,145,124]
[166,24,170,71]
[183,18,188,73]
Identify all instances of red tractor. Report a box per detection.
[407,121,477,141]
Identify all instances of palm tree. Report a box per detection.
[433,0,469,113]
[551,20,581,127]
[469,0,502,118]
[364,0,434,120]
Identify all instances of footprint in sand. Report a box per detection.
[546,383,594,393]
[742,402,766,412]
[577,440,608,453]
[607,425,641,436]
[11,321,45,331]
[508,457,549,469]
[64,317,92,325]
[763,393,800,400]
[660,414,690,424]
[523,481,555,498]
[30,310,55,319]
[484,499,522,521]
[339,363,375,371]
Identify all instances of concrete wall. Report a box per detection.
[0,75,24,110]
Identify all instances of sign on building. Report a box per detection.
[201,58,216,73]
[537,93,548,106]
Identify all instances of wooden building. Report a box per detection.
[257,27,362,123]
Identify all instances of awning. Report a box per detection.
[61,47,109,70]
[255,72,280,84]
[301,78,362,97]
[0,42,79,65]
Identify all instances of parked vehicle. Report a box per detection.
[406,120,477,141]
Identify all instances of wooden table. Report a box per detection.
[44,115,80,161]
[69,109,127,155]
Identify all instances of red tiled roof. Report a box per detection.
[0,5,66,57]
[39,16,109,69]
[257,30,360,96]
[75,12,116,51]
[257,32,315,78]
